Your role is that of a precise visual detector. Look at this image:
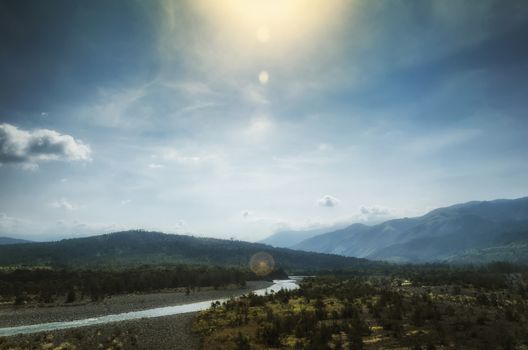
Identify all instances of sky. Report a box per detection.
[1,0,527,241]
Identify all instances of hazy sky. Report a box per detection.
[1,0,527,241]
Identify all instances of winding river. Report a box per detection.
[0,279,299,337]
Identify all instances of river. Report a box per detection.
[0,279,299,337]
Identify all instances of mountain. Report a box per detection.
[0,230,379,272]
[259,223,349,248]
[0,236,31,245]
[293,197,528,263]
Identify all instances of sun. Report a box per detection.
[256,25,270,43]
[225,0,303,25]
[191,0,344,48]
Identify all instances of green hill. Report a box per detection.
[0,230,378,272]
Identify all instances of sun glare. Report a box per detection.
[226,0,303,25]
[256,25,270,43]
[192,0,343,48]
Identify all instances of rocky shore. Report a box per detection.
[0,281,272,350]
[0,281,271,327]
[0,313,200,350]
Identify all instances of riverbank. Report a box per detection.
[0,312,200,350]
[0,281,272,328]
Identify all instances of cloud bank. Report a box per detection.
[0,124,91,167]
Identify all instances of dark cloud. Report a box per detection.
[0,123,91,166]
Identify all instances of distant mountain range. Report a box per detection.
[3,197,527,267]
[259,223,350,248]
[291,197,528,263]
[0,230,378,272]
[0,236,31,245]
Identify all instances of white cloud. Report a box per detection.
[403,128,481,156]
[50,199,76,211]
[175,219,186,229]
[317,143,333,152]
[0,123,91,168]
[53,220,126,238]
[318,195,340,207]
[167,81,214,96]
[148,163,165,169]
[242,84,269,105]
[247,115,273,135]
[151,147,224,170]
[356,205,394,224]
[84,86,148,128]
[238,212,292,239]
[0,215,127,241]
[359,206,390,216]
[160,148,203,164]
[0,213,22,233]
[175,102,217,116]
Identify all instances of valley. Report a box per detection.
[1,198,528,349]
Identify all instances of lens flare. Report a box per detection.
[258,71,269,84]
[249,252,275,276]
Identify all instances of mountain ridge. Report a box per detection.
[293,197,528,263]
[258,222,350,248]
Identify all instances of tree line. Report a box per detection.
[0,265,255,305]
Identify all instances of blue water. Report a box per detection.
[0,279,299,337]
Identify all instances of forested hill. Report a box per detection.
[0,236,31,245]
[0,230,378,271]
